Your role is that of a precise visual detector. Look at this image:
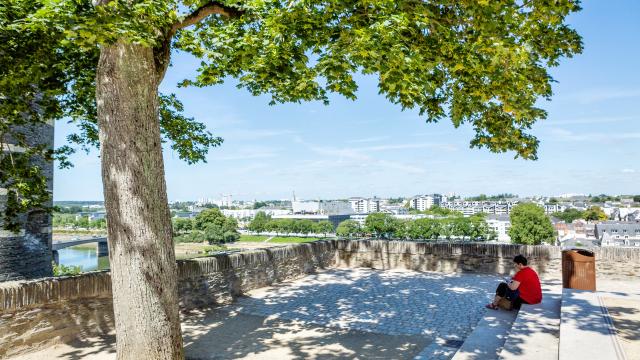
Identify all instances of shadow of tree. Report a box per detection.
[602,297,640,342]
[183,268,503,359]
[182,309,428,360]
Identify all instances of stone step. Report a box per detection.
[499,282,562,360]
[451,307,517,360]
[559,288,627,360]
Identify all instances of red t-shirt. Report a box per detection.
[513,267,542,304]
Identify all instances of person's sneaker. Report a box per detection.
[485,303,498,310]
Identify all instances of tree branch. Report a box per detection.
[170,2,243,35]
[156,2,243,82]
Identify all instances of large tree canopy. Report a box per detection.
[1,0,582,229]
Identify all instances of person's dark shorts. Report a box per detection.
[496,282,529,309]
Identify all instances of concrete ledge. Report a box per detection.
[500,283,561,360]
[453,308,517,360]
[559,288,626,360]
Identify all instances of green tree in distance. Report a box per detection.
[3,0,582,357]
[171,217,193,235]
[365,213,400,239]
[314,220,334,237]
[552,208,584,223]
[192,208,239,244]
[247,211,271,234]
[509,203,555,245]
[336,220,361,239]
[583,206,608,222]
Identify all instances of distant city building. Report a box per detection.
[292,200,353,215]
[555,219,597,247]
[409,194,443,211]
[610,207,640,222]
[595,221,640,247]
[174,212,197,219]
[75,212,106,221]
[486,214,511,243]
[540,203,567,214]
[222,209,290,220]
[440,200,519,216]
[381,206,409,215]
[349,197,382,214]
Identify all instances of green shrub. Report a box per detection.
[52,262,82,276]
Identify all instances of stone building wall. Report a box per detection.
[0,122,54,281]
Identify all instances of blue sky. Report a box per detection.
[54,0,640,201]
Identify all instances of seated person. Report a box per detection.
[486,254,542,310]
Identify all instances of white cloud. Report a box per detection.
[564,88,640,104]
[548,115,637,125]
[221,128,296,140]
[549,128,640,142]
[361,143,458,152]
[621,168,636,173]
[347,136,390,143]
[214,145,280,161]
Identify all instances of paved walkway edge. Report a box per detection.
[559,289,627,360]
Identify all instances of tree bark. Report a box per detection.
[96,41,183,359]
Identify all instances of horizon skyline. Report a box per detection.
[54,191,634,203]
[54,0,640,202]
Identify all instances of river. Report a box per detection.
[57,245,205,272]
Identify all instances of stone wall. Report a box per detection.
[0,241,337,357]
[0,122,54,281]
[334,240,562,277]
[333,240,640,280]
[591,246,640,279]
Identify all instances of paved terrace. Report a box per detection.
[12,268,503,360]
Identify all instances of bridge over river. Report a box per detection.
[52,237,108,263]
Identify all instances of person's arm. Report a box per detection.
[508,279,520,290]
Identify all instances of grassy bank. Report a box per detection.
[237,235,326,244]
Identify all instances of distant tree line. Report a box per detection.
[247,212,334,236]
[406,206,463,217]
[552,206,608,223]
[53,213,107,229]
[336,213,493,241]
[171,208,239,244]
[465,193,518,201]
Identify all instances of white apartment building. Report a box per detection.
[486,214,511,243]
[409,194,443,211]
[222,209,290,220]
[440,201,519,216]
[349,197,382,214]
[292,200,353,215]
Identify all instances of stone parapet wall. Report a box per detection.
[591,247,640,279]
[177,241,338,310]
[0,241,337,357]
[334,240,562,277]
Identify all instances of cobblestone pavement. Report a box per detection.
[232,268,502,360]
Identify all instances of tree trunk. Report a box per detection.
[96,41,183,359]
